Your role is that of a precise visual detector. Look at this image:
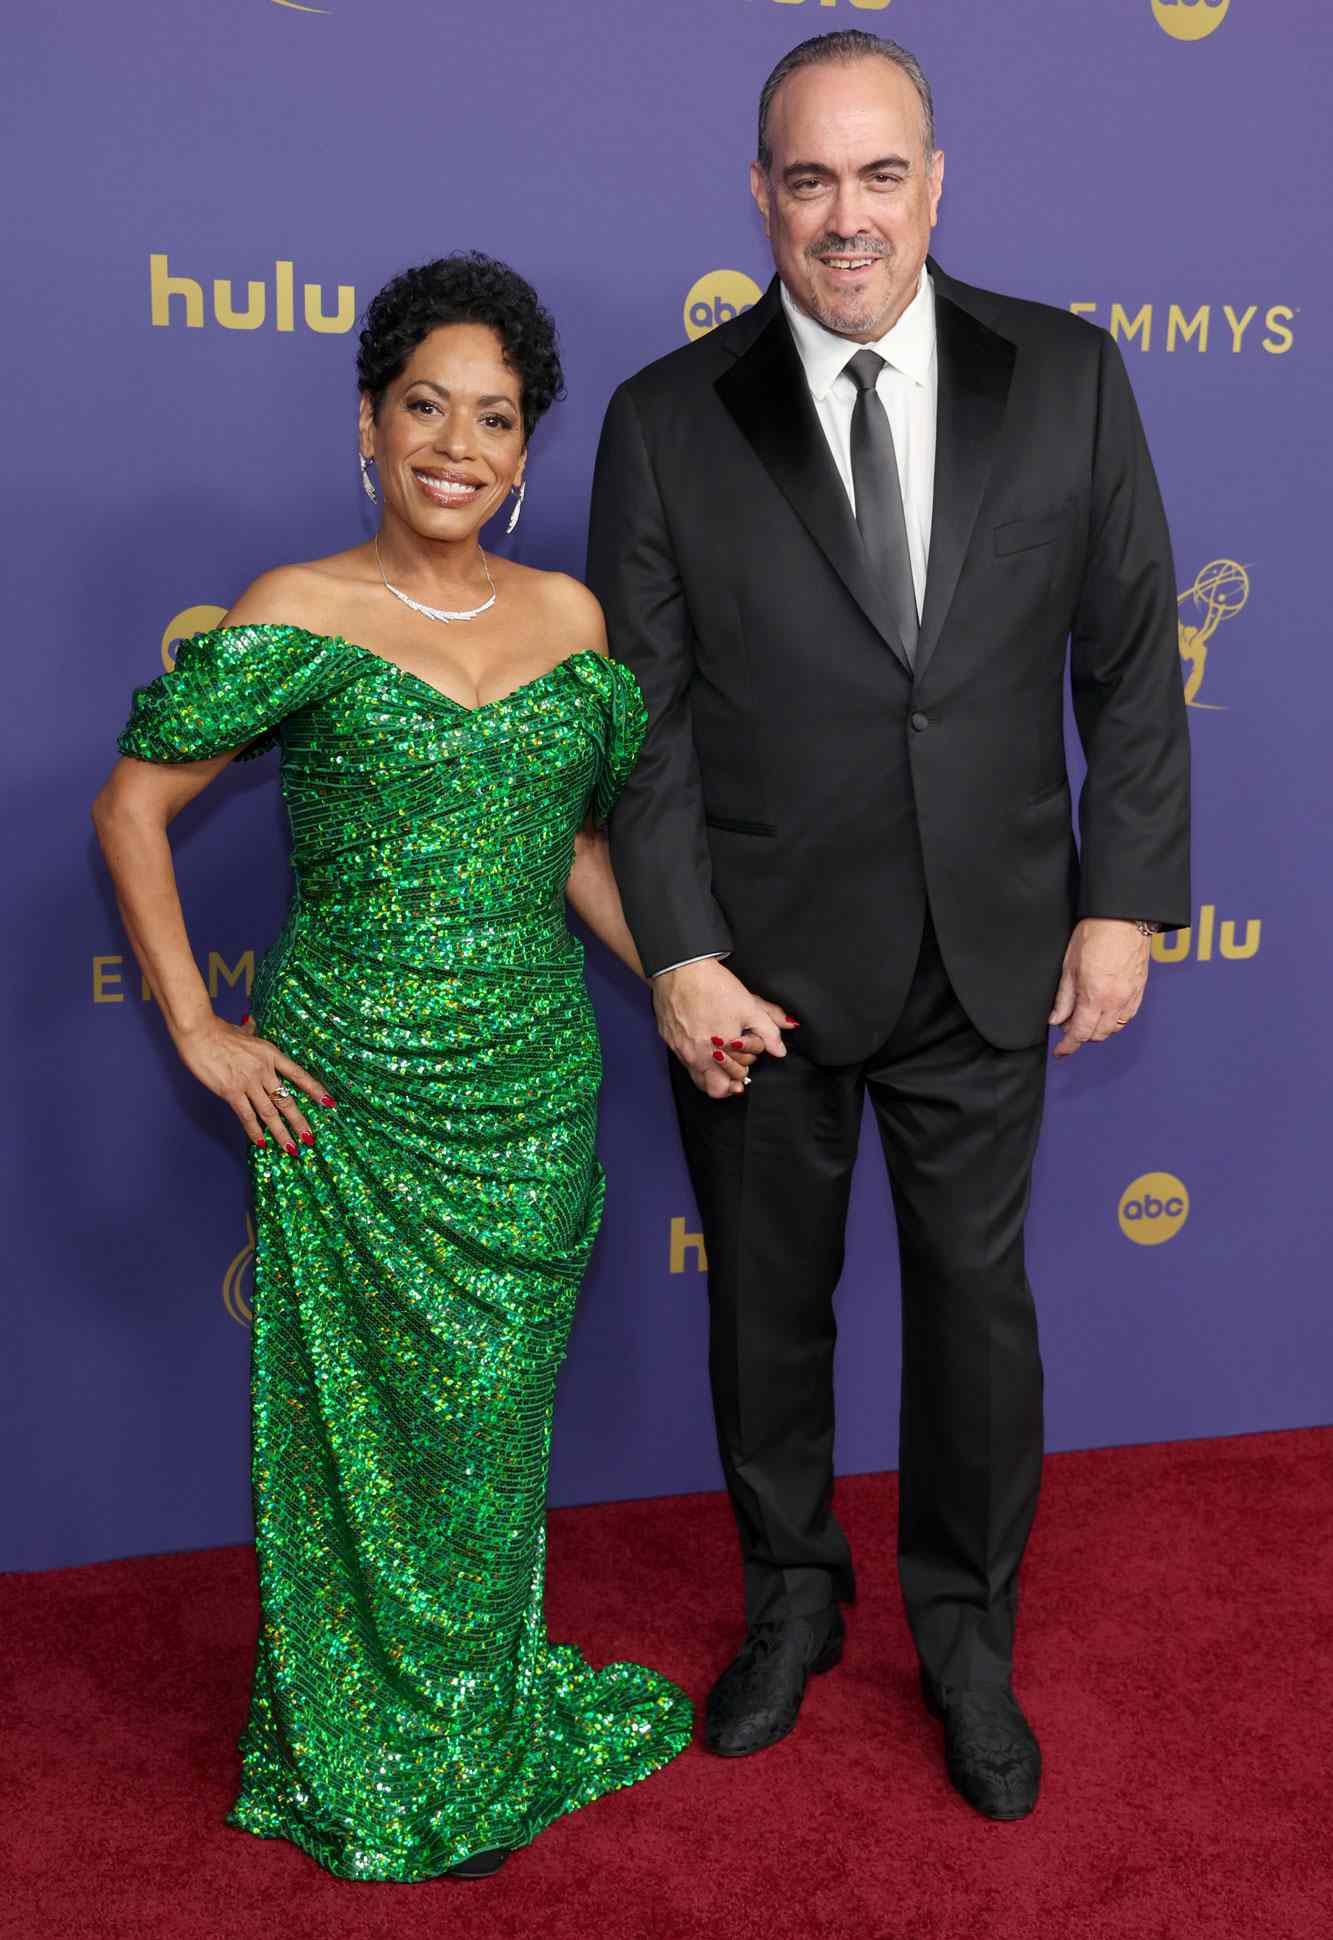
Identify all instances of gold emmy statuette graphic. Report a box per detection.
[223,1215,256,1327]
[1118,1173,1190,1246]
[683,270,763,343]
[1177,559,1248,709]
[161,604,228,672]
[1151,0,1230,39]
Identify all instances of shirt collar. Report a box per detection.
[781,267,936,401]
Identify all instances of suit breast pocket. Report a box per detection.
[705,814,778,838]
[994,511,1068,557]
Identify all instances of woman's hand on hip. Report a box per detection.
[172,1014,334,1151]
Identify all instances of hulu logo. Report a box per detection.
[149,253,355,334]
[1151,904,1261,965]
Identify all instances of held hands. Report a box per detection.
[172,1012,336,1150]
[652,958,797,1097]
[1049,918,1151,1060]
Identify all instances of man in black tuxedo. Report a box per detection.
[587,31,1189,1820]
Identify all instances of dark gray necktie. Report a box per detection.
[844,348,919,665]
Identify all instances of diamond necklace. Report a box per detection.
[374,535,496,624]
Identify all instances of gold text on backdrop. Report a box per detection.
[1151,909,1261,965]
[683,271,763,343]
[1068,302,1293,355]
[149,255,355,334]
[92,952,255,1002]
[669,1218,709,1274]
[1118,1174,1191,1245]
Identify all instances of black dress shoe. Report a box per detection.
[921,1671,1041,1820]
[446,1848,511,1879]
[705,1610,845,1758]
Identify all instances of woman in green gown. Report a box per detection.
[92,254,716,1881]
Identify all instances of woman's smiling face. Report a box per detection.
[359,323,526,540]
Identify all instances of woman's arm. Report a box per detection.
[550,572,759,1069]
[91,753,332,1152]
[93,752,232,1038]
[565,820,645,979]
[564,828,767,1092]
[94,570,340,1148]
[544,578,648,977]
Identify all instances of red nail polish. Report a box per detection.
[320,1096,336,1108]
[241,1013,251,1025]
[711,1036,724,1047]
[285,1142,298,1156]
[730,1040,745,1050]
[712,1050,725,1062]
[300,1132,315,1146]
[785,1017,799,1026]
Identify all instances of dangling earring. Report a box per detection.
[506,477,526,536]
[360,452,377,504]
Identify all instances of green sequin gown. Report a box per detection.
[118,624,692,1880]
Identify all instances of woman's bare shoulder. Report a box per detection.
[222,550,372,635]
[508,566,607,656]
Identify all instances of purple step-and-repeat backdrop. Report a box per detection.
[4,2,1329,1574]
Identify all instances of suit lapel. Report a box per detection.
[714,284,914,675]
[915,274,1016,684]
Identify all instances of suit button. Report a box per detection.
[910,711,929,732]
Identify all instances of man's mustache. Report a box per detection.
[804,235,890,260]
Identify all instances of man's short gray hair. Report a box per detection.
[756,31,937,173]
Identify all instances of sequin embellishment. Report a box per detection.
[118,627,690,1879]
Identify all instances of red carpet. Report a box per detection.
[7,1429,1331,1940]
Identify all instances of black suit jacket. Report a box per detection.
[587,263,1190,1063]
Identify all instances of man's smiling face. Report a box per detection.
[751,57,944,342]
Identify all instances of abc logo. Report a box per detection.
[161,604,227,672]
[1118,1172,1190,1246]
[683,269,763,342]
[1151,1,1229,41]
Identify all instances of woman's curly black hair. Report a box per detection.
[357,252,564,442]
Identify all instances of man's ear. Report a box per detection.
[928,149,945,229]
[749,160,773,240]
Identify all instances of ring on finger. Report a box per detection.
[270,1082,294,1099]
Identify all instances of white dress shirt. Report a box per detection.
[781,268,938,620]
[654,271,938,978]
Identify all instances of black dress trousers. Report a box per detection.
[671,917,1048,1691]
